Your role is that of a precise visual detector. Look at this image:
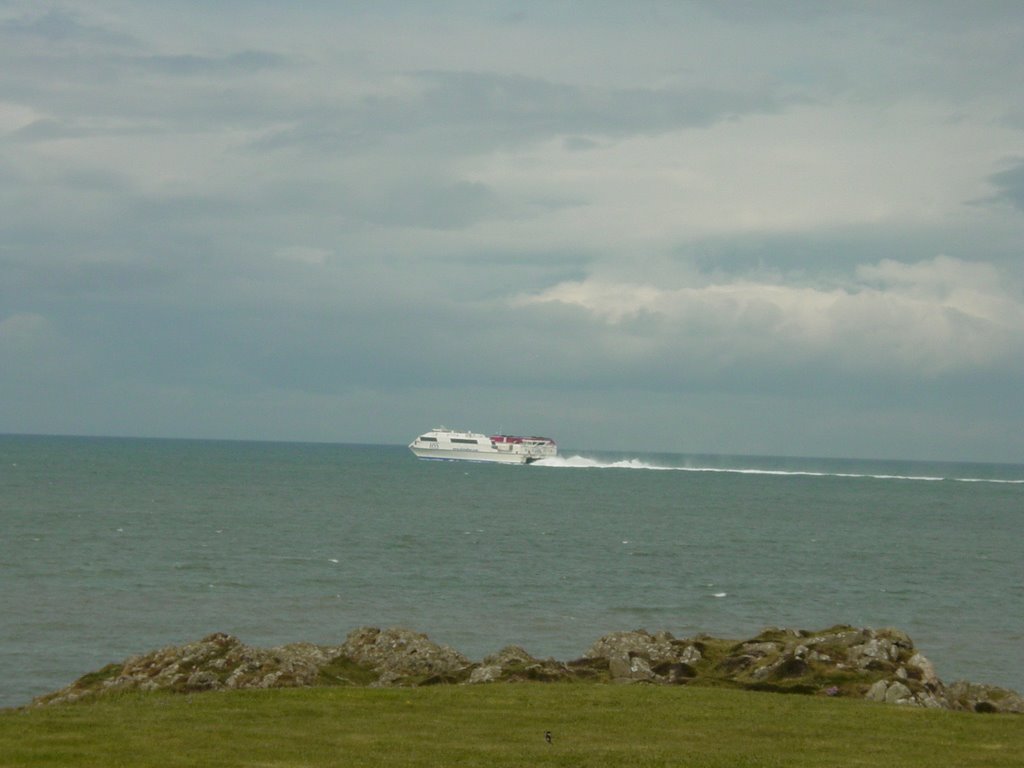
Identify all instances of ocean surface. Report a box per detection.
[2,434,1022,708]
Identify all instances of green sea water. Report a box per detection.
[1,434,1021,708]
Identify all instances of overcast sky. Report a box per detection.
[2,2,1024,462]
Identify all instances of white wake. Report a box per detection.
[532,455,1023,484]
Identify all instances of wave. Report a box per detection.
[533,455,672,471]
[533,455,1024,484]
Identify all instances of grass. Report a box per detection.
[2,684,1022,767]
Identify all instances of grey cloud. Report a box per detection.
[191,280,1017,406]
[337,179,499,230]
[5,11,804,155]
[3,3,1024,460]
[6,117,149,144]
[704,1,1021,33]
[0,62,263,129]
[683,224,1024,279]
[135,50,289,76]
[10,118,81,142]
[1,8,135,46]
[256,71,801,155]
[563,136,602,152]
[415,70,780,133]
[984,159,1024,211]
[0,19,286,129]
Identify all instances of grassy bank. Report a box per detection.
[2,684,1021,767]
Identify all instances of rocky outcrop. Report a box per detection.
[339,627,472,686]
[31,632,352,706]
[945,681,1024,714]
[714,626,948,706]
[31,627,468,706]
[29,624,1022,714]
[468,646,581,684]
[582,629,703,684]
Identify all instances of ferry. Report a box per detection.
[409,427,557,464]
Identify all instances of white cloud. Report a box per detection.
[0,312,52,348]
[513,256,1024,376]
[463,100,1020,259]
[274,246,331,266]
[0,100,38,133]
[855,255,1011,321]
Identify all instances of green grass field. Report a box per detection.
[2,684,1021,767]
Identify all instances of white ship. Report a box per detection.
[409,427,557,465]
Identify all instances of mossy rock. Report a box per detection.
[315,657,379,687]
[71,662,123,691]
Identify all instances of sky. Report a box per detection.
[2,2,1024,462]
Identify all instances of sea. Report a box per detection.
[2,434,1022,709]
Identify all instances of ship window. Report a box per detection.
[451,438,479,444]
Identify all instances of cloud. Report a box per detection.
[0,312,52,348]
[983,158,1024,211]
[0,8,134,46]
[0,311,87,394]
[512,256,1024,379]
[135,50,288,76]
[274,246,331,266]
[332,178,501,230]
[251,69,798,161]
[1,2,1024,459]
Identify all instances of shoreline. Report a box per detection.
[26,624,1023,714]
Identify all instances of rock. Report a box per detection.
[30,632,354,705]
[907,652,938,684]
[652,661,698,683]
[467,646,535,683]
[867,680,895,705]
[946,681,1024,714]
[585,629,703,683]
[744,642,783,657]
[585,630,681,665]
[866,679,889,702]
[804,627,869,648]
[26,624,1022,715]
[186,670,219,690]
[482,645,536,667]
[340,627,472,685]
[608,654,655,683]
[884,681,914,705]
[865,676,950,709]
[916,690,949,709]
[468,665,501,684]
[468,646,574,684]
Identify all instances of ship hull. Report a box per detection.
[408,427,556,465]
[409,446,535,464]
